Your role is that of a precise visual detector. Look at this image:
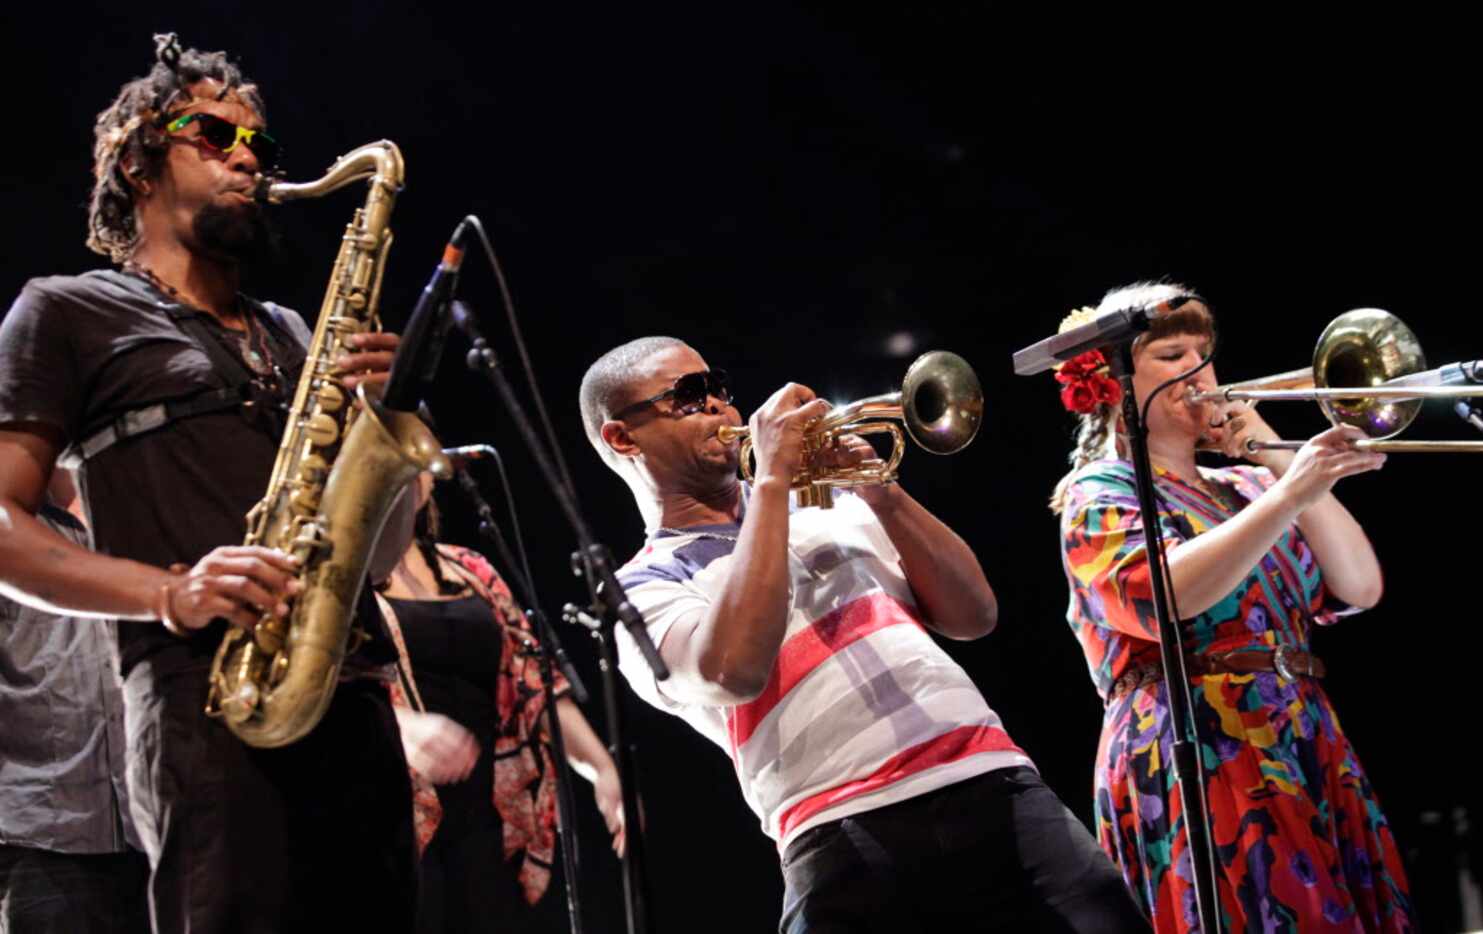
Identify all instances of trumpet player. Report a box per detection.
[1050,282,1415,931]
[580,336,1148,932]
[0,36,415,932]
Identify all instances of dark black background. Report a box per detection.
[3,5,1476,932]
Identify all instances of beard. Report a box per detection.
[191,198,280,266]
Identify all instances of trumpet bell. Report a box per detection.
[1314,308,1425,438]
[901,350,984,454]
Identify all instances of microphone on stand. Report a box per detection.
[1455,402,1483,435]
[447,446,592,704]
[441,444,498,471]
[1012,305,1152,376]
[448,300,498,371]
[381,218,474,411]
[1386,359,1483,389]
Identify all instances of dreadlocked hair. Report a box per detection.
[1048,279,1214,515]
[86,32,265,263]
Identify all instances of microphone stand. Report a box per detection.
[1107,343,1223,933]
[451,467,588,934]
[456,307,665,934]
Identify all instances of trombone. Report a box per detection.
[1187,308,1483,452]
[715,350,984,508]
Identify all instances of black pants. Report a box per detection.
[124,661,417,934]
[417,812,569,934]
[0,844,149,934]
[779,766,1150,933]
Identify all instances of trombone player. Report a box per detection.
[579,336,1148,932]
[1049,282,1416,931]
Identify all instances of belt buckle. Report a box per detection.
[1273,645,1298,683]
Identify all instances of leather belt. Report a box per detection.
[1110,646,1325,701]
[1188,646,1325,680]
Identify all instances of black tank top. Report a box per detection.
[386,594,504,817]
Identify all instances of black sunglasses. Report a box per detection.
[164,112,281,172]
[613,370,731,420]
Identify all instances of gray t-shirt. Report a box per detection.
[0,269,313,675]
[0,502,139,854]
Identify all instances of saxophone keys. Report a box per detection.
[290,486,321,514]
[254,618,286,654]
[305,412,340,447]
[315,382,346,412]
[297,454,329,486]
[221,681,261,725]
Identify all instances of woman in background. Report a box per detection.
[378,470,624,933]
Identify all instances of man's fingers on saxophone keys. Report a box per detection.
[198,554,301,602]
[216,575,285,621]
[335,332,400,390]
[168,577,262,632]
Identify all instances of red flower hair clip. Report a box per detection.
[1054,349,1122,414]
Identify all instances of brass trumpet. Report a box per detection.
[1187,308,1483,453]
[715,350,983,508]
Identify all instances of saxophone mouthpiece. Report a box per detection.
[251,173,276,205]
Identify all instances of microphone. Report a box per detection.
[1384,360,1483,389]
[381,218,474,411]
[441,444,498,471]
[1456,402,1483,435]
[1012,305,1152,376]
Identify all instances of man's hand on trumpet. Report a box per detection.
[815,433,897,508]
[748,383,831,488]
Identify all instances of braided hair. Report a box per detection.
[1048,280,1214,515]
[86,32,265,263]
[413,495,467,597]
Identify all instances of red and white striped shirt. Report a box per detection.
[614,491,1033,851]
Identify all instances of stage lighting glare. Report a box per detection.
[884,330,918,357]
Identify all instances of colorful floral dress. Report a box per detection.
[1059,458,1415,932]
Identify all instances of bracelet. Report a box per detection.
[155,564,190,638]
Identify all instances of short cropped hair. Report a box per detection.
[578,336,687,466]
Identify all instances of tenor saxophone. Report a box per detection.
[205,141,448,747]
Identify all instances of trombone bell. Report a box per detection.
[1188,308,1483,453]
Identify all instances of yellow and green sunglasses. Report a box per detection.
[164,112,280,171]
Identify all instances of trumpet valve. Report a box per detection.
[796,482,834,510]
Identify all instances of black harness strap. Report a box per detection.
[60,297,307,468]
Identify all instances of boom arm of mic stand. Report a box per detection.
[453,468,590,703]
[454,298,660,934]
[449,300,669,680]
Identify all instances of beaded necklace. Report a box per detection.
[124,262,279,382]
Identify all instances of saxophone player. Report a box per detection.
[0,35,416,932]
